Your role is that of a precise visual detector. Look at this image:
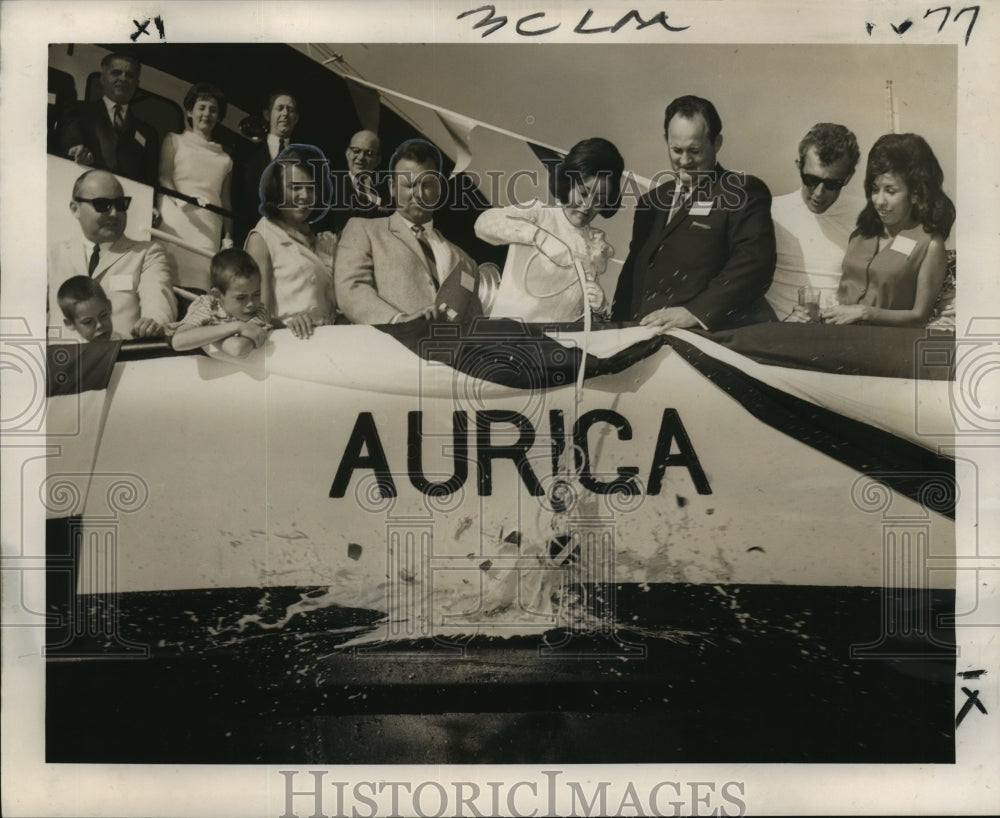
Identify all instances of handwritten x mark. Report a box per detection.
[131,19,151,41]
[956,686,987,727]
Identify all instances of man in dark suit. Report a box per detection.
[611,95,776,330]
[232,91,299,246]
[55,53,160,186]
[329,129,390,234]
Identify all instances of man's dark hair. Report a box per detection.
[388,139,443,174]
[263,90,298,119]
[798,123,860,170]
[663,95,722,142]
[100,52,140,73]
[550,137,625,219]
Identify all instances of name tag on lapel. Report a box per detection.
[689,201,713,216]
[108,273,133,292]
[135,131,147,148]
[889,235,917,256]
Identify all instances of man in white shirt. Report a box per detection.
[49,170,177,338]
[335,139,482,325]
[765,123,864,320]
[262,92,299,160]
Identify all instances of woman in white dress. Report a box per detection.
[157,82,233,291]
[475,138,624,323]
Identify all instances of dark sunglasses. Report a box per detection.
[800,173,848,192]
[73,196,132,213]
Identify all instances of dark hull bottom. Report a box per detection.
[46,581,955,764]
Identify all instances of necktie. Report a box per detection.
[88,243,100,276]
[113,104,124,132]
[278,137,287,154]
[647,186,689,270]
[668,184,689,223]
[411,225,438,284]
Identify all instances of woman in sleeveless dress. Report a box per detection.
[244,145,337,339]
[157,82,233,291]
[823,133,955,327]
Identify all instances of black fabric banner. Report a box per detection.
[378,319,955,386]
[662,334,956,518]
[46,341,120,397]
[382,317,666,389]
[700,323,955,380]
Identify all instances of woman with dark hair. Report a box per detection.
[244,144,337,338]
[822,133,955,326]
[475,137,624,322]
[157,82,234,291]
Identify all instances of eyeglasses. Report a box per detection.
[73,196,132,213]
[348,147,378,160]
[800,173,848,192]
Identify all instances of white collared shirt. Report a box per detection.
[82,239,115,272]
[667,183,690,223]
[398,215,445,283]
[349,171,382,206]
[266,133,289,160]
[103,96,128,123]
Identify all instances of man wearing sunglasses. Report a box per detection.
[49,170,177,339]
[764,123,863,320]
